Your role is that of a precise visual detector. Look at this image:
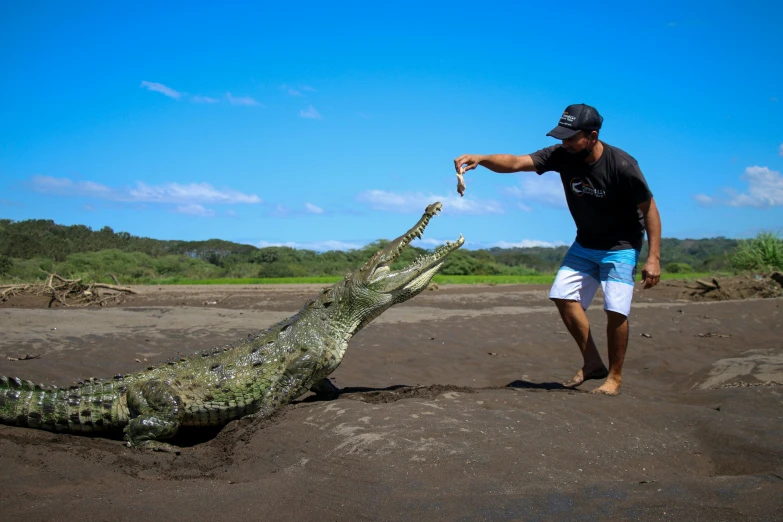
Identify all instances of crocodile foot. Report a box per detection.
[128,440,182,453]
[309,377,340,397]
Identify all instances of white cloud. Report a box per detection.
[191,95,219,104]
[129,181,261,204]
[281,84,315,97]
[356,189,503,215]
[304,202,324,214]
[263,202,328,218]
[504,175,566,209]
[30,176,262,206]
[725,166,783,208]
[306,240,363,251]
[494,239,567,248]
[227,92,261,106]
[255,239,363,252]
[282,84,302,97]
[695,166,783,208]
[299,105,322,120]
[415,237,449,247]
[255,240,297,248]
[175,204,215,217]
[693,194,715,207]
[31,176,115,198]
[410,237,468,249]
[268,204,290,217]
[253,236,564,252]
[140,81,182,100]
[33,176,73,190]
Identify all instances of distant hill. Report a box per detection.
[0,218,740,282]
[0,219,256,262]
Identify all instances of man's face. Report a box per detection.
[562,131,594,153]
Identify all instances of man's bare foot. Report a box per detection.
[590,378,622,396]
[562,366,609,389]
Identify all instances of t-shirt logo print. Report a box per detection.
[570,178,605,198]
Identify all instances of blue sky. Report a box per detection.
[1,1,781,251]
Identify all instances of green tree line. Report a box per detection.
[0,218,775,284]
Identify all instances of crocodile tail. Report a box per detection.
[0,375,126,435]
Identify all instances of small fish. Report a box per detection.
[456,168,466,197]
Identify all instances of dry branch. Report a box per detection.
[0,284,32,299]
[1,273,136,307]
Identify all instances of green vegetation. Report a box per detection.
[149,276,344,285]
[664,262,693,273]
[433,274,557,285]
[729,231,783,272]
[144,273,720,286]
[0,218,773,285]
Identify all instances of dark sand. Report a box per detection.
[1,279,782,520]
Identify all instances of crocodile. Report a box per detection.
[0,202,463,448]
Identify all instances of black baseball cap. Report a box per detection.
[546,104,603,139]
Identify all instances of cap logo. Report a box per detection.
[546,104,601,138]
[560,112,576,127]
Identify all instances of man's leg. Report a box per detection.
[591,311,629,396]
[552,298,609,388]
[592,248,639,396]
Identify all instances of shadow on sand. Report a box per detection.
[505,379,574,391]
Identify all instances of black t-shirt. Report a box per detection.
[530,143,653,251]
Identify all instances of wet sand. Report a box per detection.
[1,281,782,520]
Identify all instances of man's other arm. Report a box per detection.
[639,197,661,289]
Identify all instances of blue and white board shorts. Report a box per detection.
[549,242,639,317]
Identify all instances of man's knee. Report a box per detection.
[604,309,628,326]
[552,298,584,317]
[551,297,576,308]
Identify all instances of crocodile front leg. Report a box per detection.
[309,377,340,397]
[124,379,182,449]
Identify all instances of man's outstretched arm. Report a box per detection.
[454,154,537,174]
[639,198,661,289]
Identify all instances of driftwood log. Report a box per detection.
[0,273,136,307]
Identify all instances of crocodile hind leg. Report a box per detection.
[124,379,182,450]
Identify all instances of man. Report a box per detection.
[454,103,661,396]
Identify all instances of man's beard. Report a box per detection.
[568,145,592,162]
